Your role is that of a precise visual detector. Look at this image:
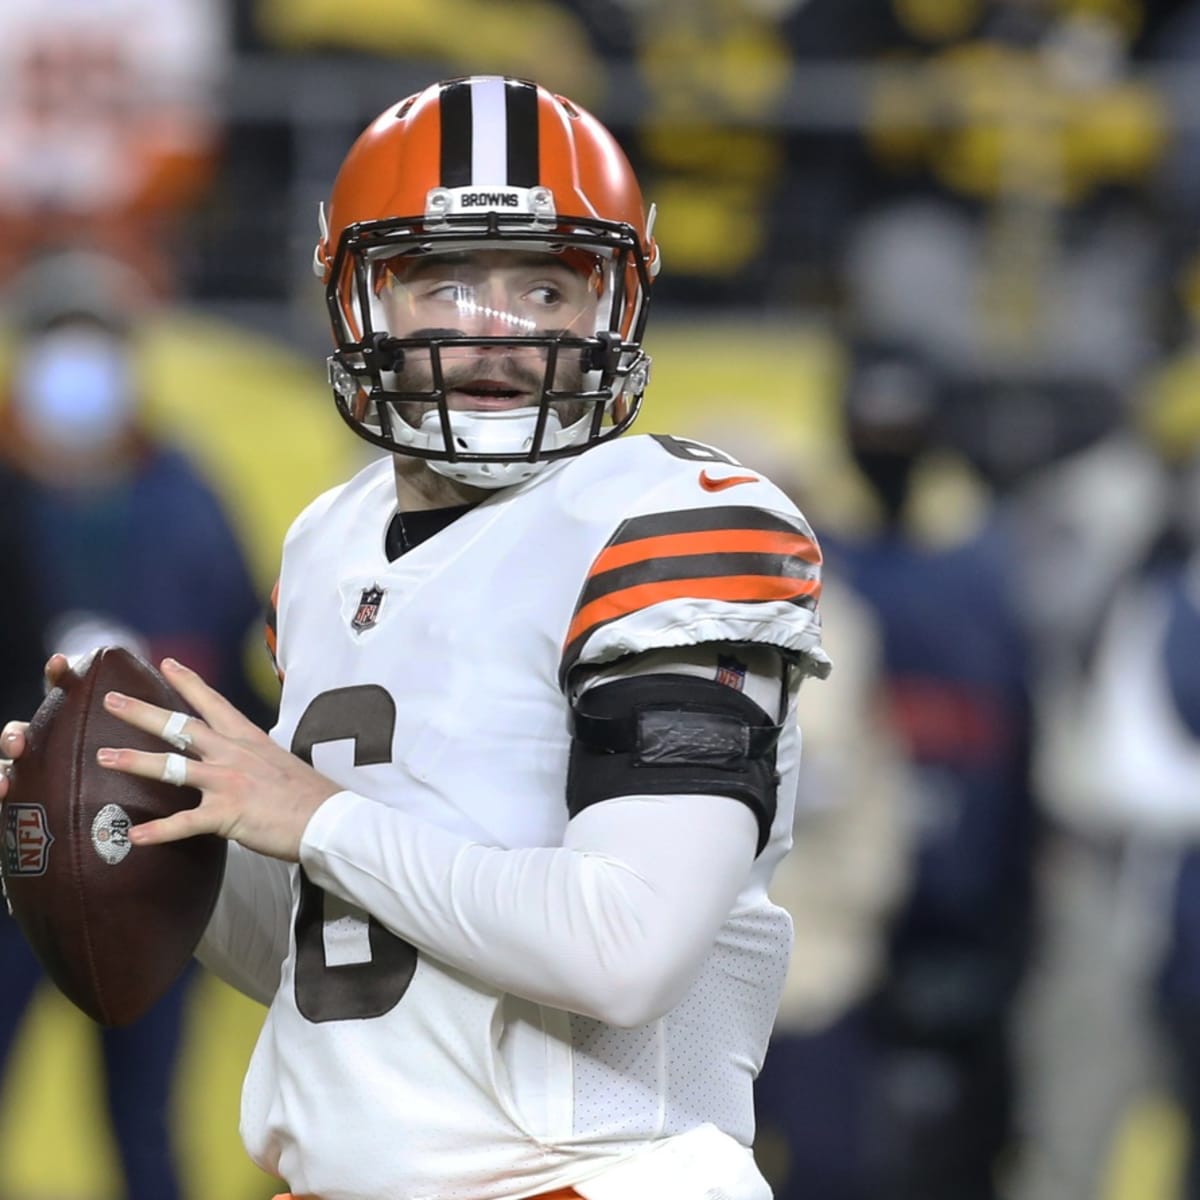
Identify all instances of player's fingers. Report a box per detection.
[128,807,218,847]
[101,693,213,755]
[95,746,216,792]
[0,722,28,799]
[160,658,258,738]
[43,654,70,689]
[1,722,29,758]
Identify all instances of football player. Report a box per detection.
[1,76,829,1200]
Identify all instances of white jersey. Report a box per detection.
[238,433,827,1200]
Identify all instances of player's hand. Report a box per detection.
[0,654,72,800]
[95,657,340,862]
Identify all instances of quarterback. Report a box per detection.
[0,77,829,1200]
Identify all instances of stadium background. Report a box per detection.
[3,0,1200,1196]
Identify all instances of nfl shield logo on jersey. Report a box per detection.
[351,584,386,633]
[715,655,747,691]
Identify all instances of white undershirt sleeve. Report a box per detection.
[208,645,785,1023]
[299,788,758,1027]
[196,841,293,1005]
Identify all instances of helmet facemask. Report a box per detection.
[326,211,653,488]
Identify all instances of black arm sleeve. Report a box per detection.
[567,673,782,855]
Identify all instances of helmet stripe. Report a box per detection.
[470,76,509,184]
[439,80,473,188]
[504,79,540,187]
[440,77,539,188]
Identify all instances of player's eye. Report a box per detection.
[426,282,476,305]
[524,283,565,308]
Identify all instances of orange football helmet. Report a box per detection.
[315,76,660,487]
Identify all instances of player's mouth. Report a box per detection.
[448,380,533,411]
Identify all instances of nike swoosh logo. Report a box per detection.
[698,470,758,492]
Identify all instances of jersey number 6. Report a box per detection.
[290,685,418,1023]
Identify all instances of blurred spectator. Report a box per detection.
[811,338,1040,1199]
[1142,0,1200,255]
[0,471,46,725]
[0,249,268,1200]
[1007,342,1200,1200]
[755,574,914,1200]
[0,0,228,292]
[839,0,1167,496]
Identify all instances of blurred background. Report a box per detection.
[6,0,1200,1197]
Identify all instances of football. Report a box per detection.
[0,647,227,1026]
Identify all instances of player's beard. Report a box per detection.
[384,345,590,433]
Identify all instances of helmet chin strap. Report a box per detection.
[420,406,588,488]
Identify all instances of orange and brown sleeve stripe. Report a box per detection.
[264,579,283,682]
[560,506,821,682]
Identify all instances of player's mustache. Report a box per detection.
[397,329,584,394]
[440,361,545,393]
[408,344,553,395]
